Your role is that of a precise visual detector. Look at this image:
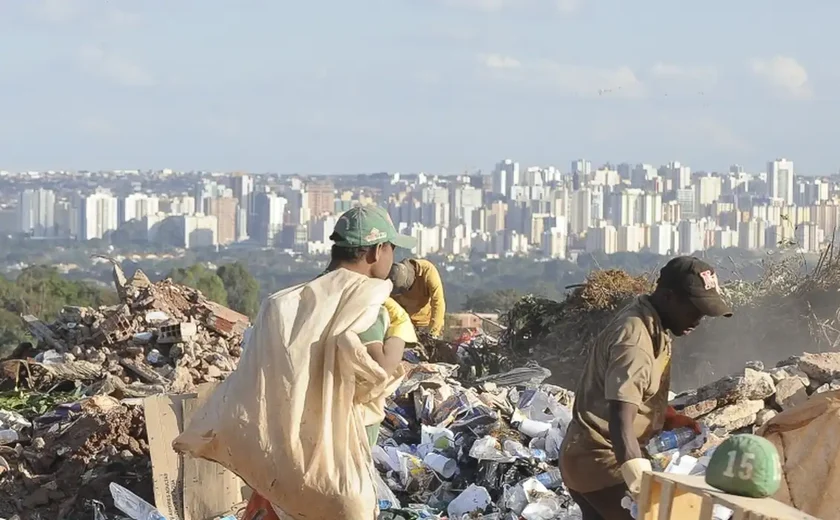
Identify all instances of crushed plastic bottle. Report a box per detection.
[109,482,167,520]
[647,427,696,455]
[534,468,563,489]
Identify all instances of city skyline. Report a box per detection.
[0,1,838,173]
[6,156,838,260]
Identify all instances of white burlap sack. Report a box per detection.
[173,269,399,519]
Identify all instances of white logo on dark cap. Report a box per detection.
[699,270,720,293]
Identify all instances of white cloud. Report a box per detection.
[77,45,156,87]
[650,62,718,85]
[478,54,644,98]
[479,54,521,69]
[750,56,811,99]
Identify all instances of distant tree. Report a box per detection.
[168,265,229,306]
[464,289,524,313]
[216,262,260,318]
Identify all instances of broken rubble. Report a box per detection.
[774,377,809,410]
[2,260,250,398]
[797,352,840,385]
[700,399,764,433]
[754,409,778,428]
[815,380,840,394]
[670,367,775,418]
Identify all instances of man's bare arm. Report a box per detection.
[366,337,406,375]
[609,400,643,464]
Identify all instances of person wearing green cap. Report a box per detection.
[243,204,418,520]
[325,204,418,446]
[559,256,733,520]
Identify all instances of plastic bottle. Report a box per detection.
[109,482,167,520]
[0,429,19,445]
[534,468,563,489]
[647,427,696,455]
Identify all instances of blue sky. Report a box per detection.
[0,0,836,175]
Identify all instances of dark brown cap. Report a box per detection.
[658,256,733,317]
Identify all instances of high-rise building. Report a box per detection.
[678,220,703,254]
[78,190,119,240]
[695,175,722,208]
[307,182,336,217]
[570,189,592,235]
[208,196,239,245]
[571,159,591,190]
[231,173,255,236]
[492,159,520,198]
[120,193,160,224]
[585,223,617,254]
[768,158,794,205]
[255,191,287,246]
[18,188,56,237]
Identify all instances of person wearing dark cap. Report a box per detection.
[389,258,446,338]
[559,256,732,520]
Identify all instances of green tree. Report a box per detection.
[216,262,260,318]
[168,265,229,306]
[0,267,117,356]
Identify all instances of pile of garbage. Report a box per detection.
[370,360,581,519]
[672,352,840,434]
[1,263,249,400]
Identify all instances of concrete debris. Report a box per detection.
[674,354,840,436]
[2,263,250,398]
[754,408,778,427]
[701,399,764,433]
[797,352,840,385]
[815,380,840,394]
[773,377,809,410]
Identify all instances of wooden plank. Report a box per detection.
[649,473,819,520]
[698,496,715,520]
[182,383,246,520]
[144,392,195,520]
[669,481,704,520]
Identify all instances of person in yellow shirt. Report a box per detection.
[389,258,446,338]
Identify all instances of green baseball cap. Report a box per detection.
[705,434,782,498]
[330,205,416,249]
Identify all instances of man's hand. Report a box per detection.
[664,406,701,433]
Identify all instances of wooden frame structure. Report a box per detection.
[638,472,819,520]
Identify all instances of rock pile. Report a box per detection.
[673,352,840,433]
[1,264,249,399]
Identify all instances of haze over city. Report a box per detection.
[0,0,837,173]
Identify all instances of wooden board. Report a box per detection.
[145,392,192,520]
[638,472,820,520]
[182,384,246,520]
[144,383,247,520]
